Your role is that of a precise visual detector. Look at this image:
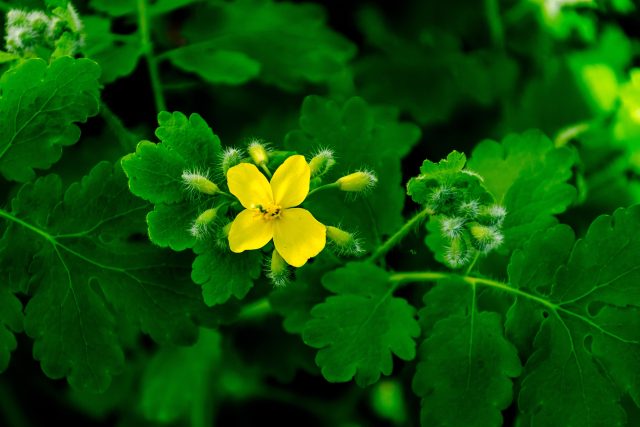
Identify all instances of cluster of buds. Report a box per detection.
[4,3,84,57]
[437,196,506,269]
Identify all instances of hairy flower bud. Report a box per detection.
[267,249,289,287]
[221,147,243,176]
[309,149,336,178]
[479,204,507,226]
[248,140,269,165]
[335,170,377,192]
[440,216,466,239]
[469,224,503,253]
[444,237,471,269]
[181,170,220,195]
[326,225,364,256]
[190,208,218,238]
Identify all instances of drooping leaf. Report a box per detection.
[286,95,421,251]
[83,16,142,84]
[413,279,522,427]
[171,0,356,90]
[0,162,207,392]
[0,288,23,373]
[0,57,101,182]
[140,329,221,424]
[303,262,420,387]
[467,129,577,250]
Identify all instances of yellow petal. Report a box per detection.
[227,163,273,209]
[273,208,326,267]
[270,155,310,208]
[228,209,274,252]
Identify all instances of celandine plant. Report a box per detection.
[1,1,640,426]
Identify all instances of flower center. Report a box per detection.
[256,202,282,220]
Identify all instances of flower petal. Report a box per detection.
[228,209,274,252]
[270,155,310,208]
[273,208,326,267]
[227,163,273,209]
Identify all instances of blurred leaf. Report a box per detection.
[0,288,22,373]
[172,0,356,90]
[140,329,221,424]
[83,16,142,84]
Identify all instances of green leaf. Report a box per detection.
[83,16,142,84]
[0,162,207,392]
[467,130,577,250]
[0,57,101,182]
[90,0,198,16]
[121,111,222,206]
[269,252,337,334]
[191,239,262,306]
[303,262,420,386]
[413,279,522,427]
[507,206,640,425]
[286,95,421,251]
[174,0,356,90]
[140,329,221,424]
[0,288,23,373]
[166,49,261,85]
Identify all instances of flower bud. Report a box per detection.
[309,149,336,178]
[444,237,471,269]
[267,249,289,287]
[190,208,218,238]
[248,140,269,165]
[440,216,465,239]
[458,200,480,220]
[221,147,243,176]
[181,170,220,195]
[327,225,364,256]
[469,224,503,253]
[335,170,377,192]
[479,204,507,226]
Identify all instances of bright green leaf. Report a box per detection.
[467,130,577,250]
[303,262,420,387]
[0,57,101,182]
[166,49,261,85]
[191,239,262,307]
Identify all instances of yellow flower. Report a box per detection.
[227,155,326,267]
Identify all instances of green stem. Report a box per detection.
[237,298,273,320]
[368,208,433,263]
[485,0,505,49]
[100,102,138,151]
[259,163,272,179]
[0,380,29,427]
[137,0,167,113]
[389,271,557,309]
[464,252,481,275]
[307,182,340,198]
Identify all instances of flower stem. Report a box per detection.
[137,0,166,113]
[237,297,273,320]
[260,163,272,178]
[389,271,557,309]
[307,182,340,198]
[368,207,433,263]
[485,0,504,49]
